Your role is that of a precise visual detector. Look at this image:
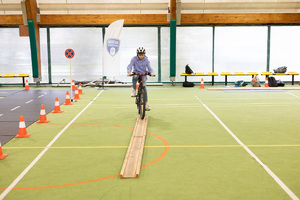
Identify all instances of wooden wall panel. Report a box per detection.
[39,14,169,25]
[1,13,300,26]
[181,13,300,25]
[0,15,23,25]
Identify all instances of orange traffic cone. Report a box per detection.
[37,104,50,123]
[199,78,205,89]
[78,83,84,94]
[73,87,80,100]
[64,91,72,105]
[136,80,139,90]
[0,142,8,160]
[15,115,30,138]
[72,80,76,90]
[264,77,269,87]
[52,97,63,113]
[24,80,30,91]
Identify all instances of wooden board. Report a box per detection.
[120,116,148,179]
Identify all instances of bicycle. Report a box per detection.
[129,72,154,120]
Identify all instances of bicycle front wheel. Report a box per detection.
[139,87,146,119]
[136,94,140,114]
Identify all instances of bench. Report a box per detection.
[221,72,259,86]
[0,74,29,87]
[261,71,299,85]
[181,71,299,86]
[180,72,219,85]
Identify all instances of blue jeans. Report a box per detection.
[132,75,148,102]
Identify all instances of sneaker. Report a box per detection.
[131,89,136,97]
[146,104,151,111]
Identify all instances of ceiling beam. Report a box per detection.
[1,2,299,12]
[38,3,168,11]
[0,4,21,11]
[25,0,38,20]
[1,13,300,26]
[170,0,176,19]
[177,0,181,25]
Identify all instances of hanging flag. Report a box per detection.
[102,19,124,80]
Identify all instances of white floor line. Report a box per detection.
[0,90,104,200]
[0,114,3,117]
[10,106,20,111]
[286,92,300,99]
[195,96,299,200]
[25,99,33,104]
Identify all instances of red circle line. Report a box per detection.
[0,130,169,190]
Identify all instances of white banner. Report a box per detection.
[102,19,124,80]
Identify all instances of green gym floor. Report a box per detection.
[0,85,300,200]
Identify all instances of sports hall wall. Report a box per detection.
[0,26,299,84]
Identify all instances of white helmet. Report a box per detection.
[137,47,146,54]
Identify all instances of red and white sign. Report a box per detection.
[65,49,75,59]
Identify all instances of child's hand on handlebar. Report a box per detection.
[150,73,155,77]
[127,72,132,76]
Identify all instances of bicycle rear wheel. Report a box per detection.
[139,87,146,119]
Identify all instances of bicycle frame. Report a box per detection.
[130,72,155,119]
[131,72,151,119]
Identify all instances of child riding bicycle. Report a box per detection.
[127,47,155,111]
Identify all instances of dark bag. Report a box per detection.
[276,79,285,87]
[268,77,278,87]
[183,81,194,87]
[185,64,194,74]
[273,66,287,73]
[235,80,247,87]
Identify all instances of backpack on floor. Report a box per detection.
[235,80,247,87]
[185,64,194,74]
[183,81,195,87]
[268,77,278,87]
[276,79,285,87]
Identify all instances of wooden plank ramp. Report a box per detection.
[120,116,148,179]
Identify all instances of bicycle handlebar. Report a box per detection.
[128,72,155,77]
